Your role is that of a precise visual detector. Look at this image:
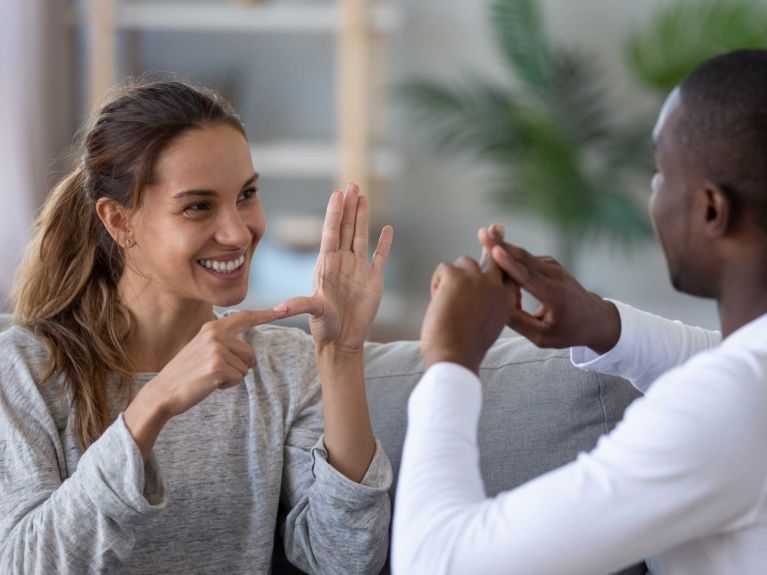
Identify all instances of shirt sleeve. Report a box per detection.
[279,335,392,575]
[392,360,767,575]
[571,300,722,392]
[0,357,166,574]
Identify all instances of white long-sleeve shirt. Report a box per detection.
[393,302,767,575]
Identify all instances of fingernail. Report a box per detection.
[273,304,288,313]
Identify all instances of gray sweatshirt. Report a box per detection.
[0,323,392,574]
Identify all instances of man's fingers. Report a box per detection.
[488,223,505,242]
[372,225,394,274]
[352,194,369,257]
[453,255,481,274]
[506,307,549,345]
[491,245,539,288]
[483,251,505,282]
[339,183,359,252]
[220,308,289,334]
[319,190,343,254]
[278,295,324,318]
[430,262,450,297]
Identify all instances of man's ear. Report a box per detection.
[95,197,133,247]
[701,182,732,238]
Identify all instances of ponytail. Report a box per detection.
[13,167,133,449]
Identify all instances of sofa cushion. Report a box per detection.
[363,336,646,575]
[364,336,640,497]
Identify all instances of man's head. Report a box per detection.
[650,50,767,298]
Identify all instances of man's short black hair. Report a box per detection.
[679,49,767,232]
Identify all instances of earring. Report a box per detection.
[124,239,134,248]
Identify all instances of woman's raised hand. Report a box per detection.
[280,184,394,351]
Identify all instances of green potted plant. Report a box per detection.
[401,0,653,270]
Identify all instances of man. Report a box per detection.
[392,50,767,574]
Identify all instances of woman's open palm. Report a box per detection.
[281,184,393,350]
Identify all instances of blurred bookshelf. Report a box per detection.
[75,0,411,340]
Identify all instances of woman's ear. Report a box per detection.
[701,182,732,238]
[96,197,134,247]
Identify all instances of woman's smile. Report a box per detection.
[196,252,248,280]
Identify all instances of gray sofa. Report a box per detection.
[0,314,646,573]
[362,336,646,575]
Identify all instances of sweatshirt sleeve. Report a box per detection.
[278,333,392,575]
[393,359,767,575]
[0,354,166,574]
[571,300,722,392]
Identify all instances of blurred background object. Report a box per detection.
[401,0,654,272]
[4,0,767,339]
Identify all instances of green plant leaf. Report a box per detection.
[547,47,610,147]
[626,0,767,92]
[491,0,551,92]
[398,78,523,162]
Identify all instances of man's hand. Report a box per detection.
[478,225,621,354]
[420,256,519,374]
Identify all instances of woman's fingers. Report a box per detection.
[216,355,249,389]
[279,295,325,317]
[353,194,369,257]
[372,225,394,274]
[320,190,343,254]
[222,335,257,368]
[218,308,289,335]
[339,183,360,252]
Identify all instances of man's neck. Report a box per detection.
[717,264,767,338]
[119,274,215,373]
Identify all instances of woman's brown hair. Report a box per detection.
[12,81,246,449]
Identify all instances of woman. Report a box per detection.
[0,81,394,574]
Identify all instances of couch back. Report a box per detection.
[0,314,645,574]
[364,337,640,498]
[363,337,646,575]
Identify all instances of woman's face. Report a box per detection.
[125,123,264,308]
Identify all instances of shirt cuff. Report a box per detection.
[407,362,482,443]
[310,434,393,507]
[570,300,637,372]
[78,414,167,524]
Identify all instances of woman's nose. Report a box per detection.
[215,208,252,247]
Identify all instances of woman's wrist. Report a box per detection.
[315,341,364,365]
[123,381,172,460]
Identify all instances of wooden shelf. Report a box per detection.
[250,141,401,180]
[81,0,398,193]
[74,2,402,34]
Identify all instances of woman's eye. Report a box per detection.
[239,188,258,202]
[184,202,211,215]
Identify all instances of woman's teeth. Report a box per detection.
[198,254,246,273]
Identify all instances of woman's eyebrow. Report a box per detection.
[172,174,259,200]
[172,189,217,200]
[243,173,259,188]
